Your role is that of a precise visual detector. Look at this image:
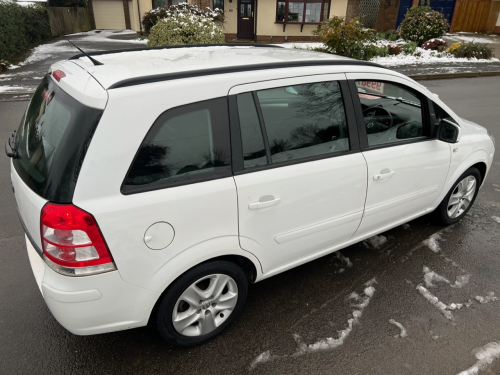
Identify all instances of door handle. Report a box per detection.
[248,197,281,210]
[373,170,395,180]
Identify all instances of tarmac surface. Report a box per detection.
[1,34,500,374]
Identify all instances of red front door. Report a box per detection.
[237,0,254,39]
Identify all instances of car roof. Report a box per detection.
[67,44,386,90]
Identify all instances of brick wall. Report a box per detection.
[375,0,400,31]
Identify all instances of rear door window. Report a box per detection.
[13,74,103,202]
[122,98,232,193]
[237,81,350,165]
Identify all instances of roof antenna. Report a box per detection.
[22,3,103,66]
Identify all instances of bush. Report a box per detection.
[448,41,462,53]
[0,1,52,62]
[375,46,389,57]
[402,42,417,54]
[451,41,493,59]
[388,44,402,55]
[143,3,223,34]
[147,8,225,47]
[398,6,449,43]
[421,38,446,50]
[314,16,375,60]
[385,29,399,41]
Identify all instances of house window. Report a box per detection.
[276,0,330,23]
[213,0,224,11]
[152,0,186,9]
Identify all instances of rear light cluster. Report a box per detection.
[41,203,116,277]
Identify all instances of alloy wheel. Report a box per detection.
[447,175,477,219]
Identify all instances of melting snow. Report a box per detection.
[475,292,499,304]
[416,285,454,320]
[423,233,442,253]
[335,252,353,267]
[389,319,408,338]
[492,216,500,224]
[402,223,411,230]
[363,235,388,249]
[423,266,469,289]
[456,342,500,375]
[0,86,34,94]
[250,350,272,370]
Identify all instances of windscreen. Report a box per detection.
[13,74,103,202]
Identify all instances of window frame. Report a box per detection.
[121,97,233,195]
[347,79,434,152]
[151,0,187,9]
[275,0,331,25]
[213,0,224,11]
[229,80,360,175]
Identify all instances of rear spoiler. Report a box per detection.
[5,130,17,158]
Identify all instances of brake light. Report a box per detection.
[40,203,116,276]
[52,70,66,82]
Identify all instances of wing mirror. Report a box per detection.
[438,119,460,143]
[396,123,422,139]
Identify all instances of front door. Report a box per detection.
[237,0,254,39]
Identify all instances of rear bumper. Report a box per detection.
[26,236,160,335]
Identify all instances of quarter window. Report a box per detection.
[432,102,457,124]
[356,81,429,147]
[123,98,231,192]
[276,0,331,23]
[249,81,349,164]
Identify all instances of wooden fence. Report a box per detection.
[47,7,93,37]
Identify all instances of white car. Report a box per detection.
[6,45,495,347]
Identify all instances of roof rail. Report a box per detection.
[69,43,283,60]
[107,60,386,90]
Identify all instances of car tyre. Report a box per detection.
[435,167,481,225]
[156,260,248,347]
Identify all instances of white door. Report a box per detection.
[348,75,451,236]
[230,75,368,274]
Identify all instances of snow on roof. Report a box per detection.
[69,45,354,89]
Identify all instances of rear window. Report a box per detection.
[13,74,103,202]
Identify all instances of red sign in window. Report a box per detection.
[356,81,385,95]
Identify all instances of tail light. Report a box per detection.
[40,203,117,277]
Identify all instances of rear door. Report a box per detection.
[347,73,451,236]
[229,74,368,274]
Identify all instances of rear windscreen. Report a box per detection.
[13,74,103,203]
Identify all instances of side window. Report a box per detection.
[356,81,428,147]
[237,93,267,168]
[250,81,349,164]
[433,102,457,124]
[122,98,232,192]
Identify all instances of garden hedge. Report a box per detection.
[0,1,52,62]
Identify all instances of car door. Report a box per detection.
[346,73,451,236]
[229,74,368,274]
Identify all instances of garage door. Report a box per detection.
[93,0,126,30]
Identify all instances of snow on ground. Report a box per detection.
[456,342,500,375]
[492,216,500,224]
[250,278,377,369]
[475,292,499,304]
[416,285,455,320]
[447,32,498,45]
[423,266,469,289]
[389,319,408,338]
[363,235,388,249]
[0,86,34,94]
[68,30,148,45]
[335,251,353,267]
[272,42,324,50]
[423,233,443,253]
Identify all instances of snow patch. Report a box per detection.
[475,292,499,304]
[416,285,454,320]
[402,223,411,230]
[456,342,500,375]
[0,86,34,94]
[492,216,500,224]
[389,319,408,338]
[250,350,271,370]
[422,266,469,288]
[363,235,388,249]
[17,41,99,67]
[335,252,353,267]
[423,233,442,253]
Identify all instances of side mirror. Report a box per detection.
[396,123,422,139]
[438,119,460,143]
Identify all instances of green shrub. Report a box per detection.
[0,1,52,62]
[375,32,385,40]
[375,46,389,57]
[313,16,375,60]
[143,3,223,34]
[398,6,449,43]
[385,29,399,41]
[402,41,417,54]
[451,41,493,59]
[147,8,225,47]
[388,44,402,55]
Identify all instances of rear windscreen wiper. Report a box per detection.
[5,130,18,158]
